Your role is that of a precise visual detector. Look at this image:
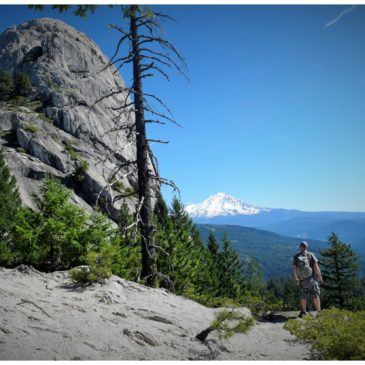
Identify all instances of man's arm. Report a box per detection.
[313,261,323,284]
[310,253,323,284]
[293,264,299,286]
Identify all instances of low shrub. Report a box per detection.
[211,309,255,339]
[73,159,89,182]
[64,142,78,161]
[68,265,92,284]
[15,147,27,154]
[184,291,240,308]
[240,292,284,316]
[24,123,37,134]
[38,112,53,124]
[284,308,365,360]
[196,308,255,341]
[69,242,120,284]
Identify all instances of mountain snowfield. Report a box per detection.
[185,192,269,217]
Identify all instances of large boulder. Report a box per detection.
[0,18,156,220]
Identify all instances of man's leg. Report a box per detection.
[299,282,309,314]
[312,280,321,312]
[313,297,321,312]
[300,297,307,313]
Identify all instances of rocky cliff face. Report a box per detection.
[0,18,148,219]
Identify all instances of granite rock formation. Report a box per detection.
[0,18,153,219]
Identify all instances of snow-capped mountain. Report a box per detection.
[185,192,268,218]
[185,193,365,250]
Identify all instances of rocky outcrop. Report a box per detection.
[0,18,153,219]
[0,267,311,360]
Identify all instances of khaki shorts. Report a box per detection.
[299,277,320,299]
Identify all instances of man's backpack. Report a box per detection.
[297,252,314,279]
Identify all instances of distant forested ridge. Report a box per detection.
[196,224,365,278]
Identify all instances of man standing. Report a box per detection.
[293,241,323,317]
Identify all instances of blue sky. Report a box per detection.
[1,5,365,211]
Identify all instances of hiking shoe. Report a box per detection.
[298,311,308,318]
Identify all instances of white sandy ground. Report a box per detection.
[0,266,311,360]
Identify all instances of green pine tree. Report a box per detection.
[115,202,141,281]
[11,175,89,271]
[267,276,299,311]
[0,71,13,101]
[244,257,265,296]
[217,232,245,299]
[320,233,360,309]
[0,147,22,265]
[154,196,213,295]
[207,232,219,257]
[153,191,170,227]
[206,232,222,296]
[13,72,32,97]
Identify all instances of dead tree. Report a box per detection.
[110,5,187,286]
[29,4,187,287]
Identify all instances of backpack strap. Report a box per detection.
[307,252,315,268]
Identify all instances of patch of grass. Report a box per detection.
[61,87,78,95]
[46,78,61,92]
[111,180,133,194]
[27,100,42,112]
[8,95,28,108]
[15,147,27,154]
[64,141,78,161]
[6,97,43,114]
[0,130,13,138]
[38,112,53,124]
[24,123,37,134]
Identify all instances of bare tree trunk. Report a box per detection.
[130,5,157,286]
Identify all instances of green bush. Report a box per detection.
[240,292,284,316]
[68,266,92,284]
[24,123,37,133]
[73,159,89,182]
[69,242,120,284]
[284,308,365,360]
[110,179,133,194]
[184,291,241,308]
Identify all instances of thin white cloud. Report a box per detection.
[258,59,280,76]
[324,5,357,28]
